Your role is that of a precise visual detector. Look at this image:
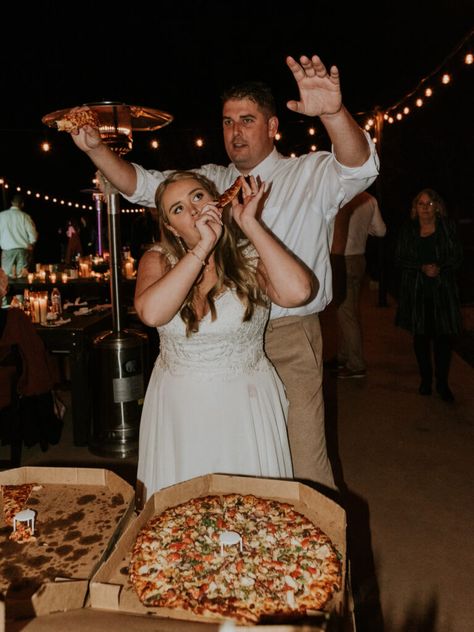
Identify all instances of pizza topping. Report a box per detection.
[129,494,342,623]
[9,521,36,543]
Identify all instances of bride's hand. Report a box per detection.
[232,176,265,230]
[194,203,223,253]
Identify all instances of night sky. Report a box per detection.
[1,0,473,270]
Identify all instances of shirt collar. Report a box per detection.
[227,147,281,181]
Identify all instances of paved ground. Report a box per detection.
[1,282,473,632]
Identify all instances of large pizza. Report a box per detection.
[129,494,342,624]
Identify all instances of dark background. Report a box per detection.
[1,0,473,298]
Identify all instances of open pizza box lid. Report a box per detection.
[90,473,349,630]
[0,466,135,621]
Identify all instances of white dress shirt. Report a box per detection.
[0,206,38,250]
[343,191,386,255]
[125,138,379,318]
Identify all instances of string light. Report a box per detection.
[150,139,159,149]
[0,178,144,213]
[308,127,316,136]
[195,138,204,148]
[41,142,51,152]
[356,29,473,130]
[310,145,317,152]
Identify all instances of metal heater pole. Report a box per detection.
[93,193,104,256]
[106,190,124,332]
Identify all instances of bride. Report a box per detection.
[134,171,316,502]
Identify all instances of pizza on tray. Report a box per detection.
[129,494,342,624]
[56,109,100,133]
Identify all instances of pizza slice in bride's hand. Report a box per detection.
[56,109,100,133]
[216,177,242,209]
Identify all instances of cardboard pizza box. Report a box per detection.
[90,473,348,630]
[0,466,135,621]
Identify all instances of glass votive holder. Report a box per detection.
[27,272,34,284]
[39,292,49,324]
[30,293,40,323]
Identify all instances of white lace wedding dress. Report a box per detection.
[137,250,294,501]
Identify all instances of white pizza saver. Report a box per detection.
[13,509,36,534]
[219,531,243,556]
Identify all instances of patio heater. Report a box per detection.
[42,102,173,457]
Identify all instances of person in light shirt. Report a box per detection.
[333,191,386,379]
[68,54,379,493]
[0,194,37,278]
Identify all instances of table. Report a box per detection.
[35,310,112,446]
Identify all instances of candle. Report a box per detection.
[79,262,90,278]
[39,270,46,282]
[61,273,68,284]
[50,272,57,284]
[27,273,34,284]
[124,260,134,279]
[39,297,48,323]
[31,297,40,323]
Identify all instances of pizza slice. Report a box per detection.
[1,483,36,526]
[56,109,100,133]
[216,178,242,209]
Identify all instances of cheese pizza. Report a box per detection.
[129,494,342,624]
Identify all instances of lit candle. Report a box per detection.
[31,298,40,323]
[61,273,68,284]
[79,262,91,278]
[27,273,34,284]
[39,296,48,323]
[124,260,134,279]
[50,272,57,284]
[39,270,46,282]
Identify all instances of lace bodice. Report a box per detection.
[149,243,270,378]
[156,291,271,379]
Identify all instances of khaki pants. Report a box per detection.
[265,314,335,490]
[337,254,366,372]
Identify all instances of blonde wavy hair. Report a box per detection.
[410,188,447,220]
[154,171,267,336]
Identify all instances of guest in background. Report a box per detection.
[0,194,37,277]
[65,219,82,264]
[334,191,386,378]
[79,215,97,255]
[0,268,63,456]
[395,189,462,402]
